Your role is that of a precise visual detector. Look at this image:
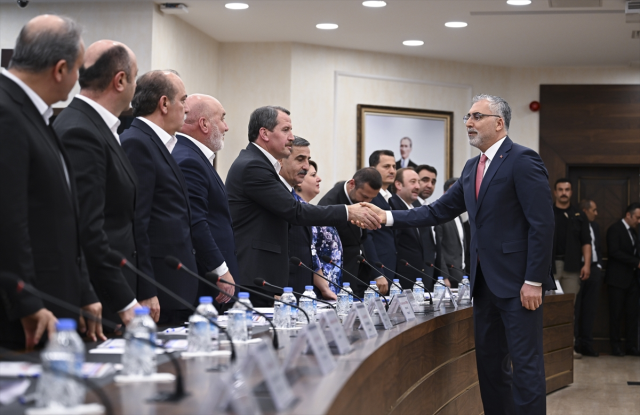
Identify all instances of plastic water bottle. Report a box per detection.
[280,287,298,327]
[226,309,248,341]
[299,286,316,322]
[343,282,354,308]
[364,281,376,308]
[188,300,212,352]
[196,296,219,348]
[233,292,254,337]
[390,279,402,298]
[337,289,349,316]
[435,276,446,300]
[370,281,380,298]
[461,276,471,301]
[36,318,85,408]
[413,278,425,303]
[122,307,157,375]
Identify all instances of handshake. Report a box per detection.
[346,203,387,230]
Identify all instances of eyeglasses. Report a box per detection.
[463,112,501,123]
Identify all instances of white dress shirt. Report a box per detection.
[454,216,466,269]
[2,69,70,189]
[137,117,177,153]
[75,95,121,144]
[280,174,293,192]
[622,219,637,255]
[252,142,281,173]
[379,188,392,203]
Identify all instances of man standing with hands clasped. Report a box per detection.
[361,95,555,415]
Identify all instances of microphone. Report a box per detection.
[318,255,366,302]
[445,264,466,282]
[400,259,452,293]
[164,256,279,350]
[106,250,236,364]
[254,278,336,310]
[289,257,352,300]
[0,271,186,404]
[426,262,462,283]
[203,273,310,324]
[374,261,432,305]
[356,255,402,293]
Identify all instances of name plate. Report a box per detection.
[435,287,447,309]
[283,323,336,375]
[252,341,296,411]
[396,294,417,321]
[457,284,469,305]
[320,311,352,355]
[354,302,378,338]
[403,289,422,313]
[216,365,261,415]
[342,307,358,331]
[367,297,393,330]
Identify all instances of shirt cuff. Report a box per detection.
[210,262,229,278]
[118,299,138,313]
[524,280,542,287]
[344,205,349,220]
[374,275,386,280]
[385,211,394,226]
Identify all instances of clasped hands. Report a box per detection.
[347,202,386,229]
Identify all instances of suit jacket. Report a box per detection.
[552,204,591,273]
[318,181,371,295]
[396,159,417,170]
[436,218,465,287]
[120,119,198,311]
[226,143,345,295]
[172,134,240,299]
[288,221,314,295]
[388,195,425,289]
[363,193,397,280]
[0,75,97,347]
[590,221,603,268]
[54,97,142,319]
[605,220,639,289]
[414,200,439,291]
[389,137,555,298]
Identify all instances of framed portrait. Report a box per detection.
[357,104,454,199]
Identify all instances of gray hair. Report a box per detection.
[292,136,310,147]
[472,94,511,130]
[248,106,290,143]
[400,136,413,147]
[131,70,180,118]
[9,16,83,73]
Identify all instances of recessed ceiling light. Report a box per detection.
[225,3,249,10]
[403,40,424,46]
[316,23,339,30]
[362,1,387,7]
[506,0,531,5]
[445,21,468,28]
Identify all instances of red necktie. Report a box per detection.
[475,154,488,200]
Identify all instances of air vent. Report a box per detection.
[626,1,640,12]
[159,3,189,15]
[549,0,602,7]
[633,30,640,39]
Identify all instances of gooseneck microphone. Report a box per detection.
[203,273,310,324]
[445,264,465,283]
[374,261,432,304]
[356,255,402,293]
[400,259,453,294]
[254,278,336,310]
[164,256,279,350]
[289,257,351,300]
[318,255,366,302]
[424,261,462,283]
[106,251,236,364]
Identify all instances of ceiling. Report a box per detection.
[5,0,640,67]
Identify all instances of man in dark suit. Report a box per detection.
[173,94,237,308]
[121,70,198,324]
[365,95,555,415]
[318,168,382,297]
[388,168,425,290]
[0,15,102,349]
[605,202,640,356]
[414,164,440,291]
[226,106,380,306]
[396,136,418,170]
[54,40,146,327]
[435,177,467,289]
[574,199,603,357]
[362,150,396,294]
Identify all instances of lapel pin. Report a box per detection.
[499,155,503,158]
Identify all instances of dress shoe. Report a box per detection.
[611,345,625,357]
[581,346,599,357]
[573,350,582,359]
[625,348,640,356]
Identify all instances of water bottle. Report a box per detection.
[273,298,289,329]
[188,301,212,353]
[461,276,471,301]
[299,286,316,322]
[36,318,85,408]
[435,276,446,300]
[122,307,157,376]
[413,278,425,303]
[196,296,219,348]
[337,289,349,316]
[343,282,354,308]
[226,309,248,341]
[370,281,380,298]
[233,292,254,337]
[364,281,376,308]
[280,287,298,327]
[390,279,402,298]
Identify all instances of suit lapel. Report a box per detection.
[476,137,513,212]
[177,134,226,196]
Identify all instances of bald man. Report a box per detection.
[54,40,150,327]
[0,15,102,349]
[172,95,238,307]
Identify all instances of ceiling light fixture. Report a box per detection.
[403,40,424,46]
[445,21,468,28]
[316,23,339,30]
[506,0,532,5]
[225,3,249,10]
[362,1,387,7]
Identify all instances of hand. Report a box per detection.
[520,283,543,311]
[21,308,57,351]
[216,271,235,303]
[139,296,160,323]
[443,278,451,288]
[579,265,590,281]
[376,277,389,295]
[313,272,337,300]
[347,204,381,230]
[118,302,141,326]
[363,202,386,223]
[80,302,106,342]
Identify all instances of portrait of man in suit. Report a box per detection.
[396,136,418,169]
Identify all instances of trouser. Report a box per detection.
[608,280,640,350]
[473,265,546,415]
[554,259,581,297]
[574,264,603,350]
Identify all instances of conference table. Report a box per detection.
[5,294,573,415]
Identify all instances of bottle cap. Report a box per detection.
[463,275,469,279]
[199,296,213,304]
[238,292,249,299]
[393,279,399,283]
[370,281,376,285]
[416,278,422,282]
[438,276,444,280]
[283,287,293,293]
[56,318,76,331]
[305,285,314,290]
[343,282,350,287]
[135,306,150,316]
